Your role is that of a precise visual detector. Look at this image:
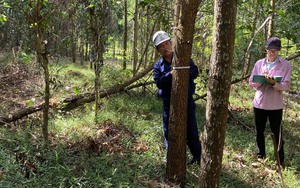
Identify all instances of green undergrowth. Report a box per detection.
[1,60,299,187]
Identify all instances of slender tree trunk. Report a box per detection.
[199,0,237,187]
[80,40,84,65]
[167,0,200,185]
[267,0,275,38]
[153,16,161,62]
[89,1,109,124]
[132,0,138,75]
[71,22,77,64]
[123,0,128,70]
[88,5,99,123]
[35,0,49,143]
[113,40,116,59]
[242,15,271,77]
[144,6,150,69]
[243,0,259,77]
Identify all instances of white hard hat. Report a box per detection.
[152,31,170,47]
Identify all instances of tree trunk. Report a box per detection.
[123,0,128,70]
[267,0,276,38]
[35,0,49,143]
[242,16,271,77]
[166,0,200,185]
[92,1,109,124]
[80,40,84,65]
[132,0,138,75]
[199,0,237,187]
[71,22,77,64]
[144,6,150,69]
[242,0,259,77]
[88,5,98,123]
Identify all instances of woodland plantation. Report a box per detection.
[0,0,299,80]
[0,0,300,187]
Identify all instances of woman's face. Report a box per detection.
[266,48,279,62]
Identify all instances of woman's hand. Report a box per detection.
[264,74,276,85]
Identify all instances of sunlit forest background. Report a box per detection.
[0,0,299,187]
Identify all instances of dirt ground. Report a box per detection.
[0,55,43,115]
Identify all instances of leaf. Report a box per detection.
[26,98,36,107]
[0,14,7,24]
[88,4,95,8]
[3,2,11,8]
[73,87,79,95]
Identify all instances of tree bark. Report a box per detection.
[132,0,138,75]
[267,0,276,38]
[166,0,200,185]
[35,0,50,143]
[71,22,77,64]
[199,0,237,187]
[123,0,128,70]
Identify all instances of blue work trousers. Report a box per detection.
[162,99,201,160]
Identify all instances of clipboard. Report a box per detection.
[252,75,282,84]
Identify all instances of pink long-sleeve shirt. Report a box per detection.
[249,57,292,110]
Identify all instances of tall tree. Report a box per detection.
[33,0,51,142]
[167,0,200,185]
[88,0,111,124]
[243,0,259,77]
[267,0,275,38]
[199,0,237,187]
[132,0,138,75]
[122,0,128,70]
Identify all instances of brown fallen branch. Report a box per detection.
[194,74,250,101]
[228,109,253,132]
[195,74,254,132]
[286,52,300,61]
[61,65,153,111]
[0,73,264,126]
[0,105,44,126]
[0,65,153,126]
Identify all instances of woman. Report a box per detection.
[249,37,292,167]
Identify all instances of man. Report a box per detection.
[153,31,201,164]
[249,37,292,167]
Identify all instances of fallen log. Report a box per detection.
[194,74,251,101]
[0,65,153,126]
[0,105,44,125]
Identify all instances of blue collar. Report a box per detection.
[266,56,280,72]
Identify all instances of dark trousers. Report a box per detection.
[162,99,201,160]
[254,107,284,164]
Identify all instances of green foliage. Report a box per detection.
[276,1,300,43]
[0,14,6,24]
[0,1,10,25]
[1,0,300,185]
[18,52,35,64]
[25,98,36,107]
[1,60,300,187]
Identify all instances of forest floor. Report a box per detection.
[0,54,299,187]
[0,61,43,113]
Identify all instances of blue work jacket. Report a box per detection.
[153,56,199,102]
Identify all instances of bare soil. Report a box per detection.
[0,58,43,115]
